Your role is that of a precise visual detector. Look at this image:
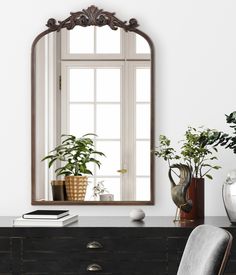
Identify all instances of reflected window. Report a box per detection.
[69,26,121,54]
[70,26,94,53]
[36,26,151,201]
[136,34,150,54]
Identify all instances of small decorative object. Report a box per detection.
[51,180,67,201]
[154,127,222,221]
[222,170,236,224]
[100,194,114,201]
[92,180,114,201]
[42,134,105,201]
[129,209,145,221]
[168,164,192,220]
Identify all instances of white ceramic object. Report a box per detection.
[99,194,114,201]
[129,209,145,221]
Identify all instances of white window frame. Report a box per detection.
[59,28,151,201]
[35,32,59,200]
[125,32,151,60]
[123,61,151,200]
[61,27,125,60]
[61,61,124,200]
[61,60,150,201]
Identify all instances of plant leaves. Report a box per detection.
[205,174,213,180]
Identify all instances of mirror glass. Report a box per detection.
[32,12,154,204]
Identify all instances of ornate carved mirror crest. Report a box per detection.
[31,5,155,205]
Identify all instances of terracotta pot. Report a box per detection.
[65,176,88,201]
[51,180,67,201]
[180,177,204,220]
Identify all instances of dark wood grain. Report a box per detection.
[0,216,235,274]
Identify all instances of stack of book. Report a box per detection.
[13,210,78,227]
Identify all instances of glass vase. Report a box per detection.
[222,170,236,224]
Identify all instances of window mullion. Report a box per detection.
[94,68,97,185]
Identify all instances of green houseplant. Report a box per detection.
[155,127,221,179]
[42,133,105,201]
[214,111,236,153]
[154,126,221,219]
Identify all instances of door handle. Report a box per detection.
[117,169,127,174]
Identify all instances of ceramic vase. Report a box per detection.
[222,170,236,224]
[180,177,205,220]
[51,180,67,201]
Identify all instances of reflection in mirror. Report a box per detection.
[32,6,154,204]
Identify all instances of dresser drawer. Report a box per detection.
[22,259,166,275]
[0,237,12,273]
[22,234,166,257]
[21,233,167,274]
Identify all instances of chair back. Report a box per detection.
[177,224,233,275]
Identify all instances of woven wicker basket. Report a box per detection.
[65,176,88,201]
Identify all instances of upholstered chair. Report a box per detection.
[177,224,233,275]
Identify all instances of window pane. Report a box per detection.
[69,26,94,53]
[96,104,120,138]
[69,69,94,102]
[96,141,120,176]
[96,69,120,102]
[136,178,150,201]
[136,68,150,102]
[69,104,94,137]
[96,26,120,53]
[136,34,150,54]
[96,178,121,201]
[136,104,150,139]
[136,141,150,176]
[85,178,95,201]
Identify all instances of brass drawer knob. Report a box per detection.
[86,241,103,249]
[87,263,103,272]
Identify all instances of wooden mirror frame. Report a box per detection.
[31,5,155,205]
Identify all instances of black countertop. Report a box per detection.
[0,216,235,228]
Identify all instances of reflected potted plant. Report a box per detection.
[92,180,114,201]
[154,126,221,220]
[42,134,105,201]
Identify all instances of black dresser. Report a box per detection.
[0,216,235,275]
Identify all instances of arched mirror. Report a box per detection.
[31,5,155,205]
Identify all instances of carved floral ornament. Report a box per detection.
[46,5,139,32]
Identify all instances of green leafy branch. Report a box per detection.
[154,127,221,180]
[213,111,236,154]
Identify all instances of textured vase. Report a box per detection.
[180,177,205,220]
[222,170,236,224]
[65,176,88,201]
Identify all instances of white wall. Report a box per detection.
[0,0,235,216]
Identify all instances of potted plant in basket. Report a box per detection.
[42,133,105,201]
[154,126,221,220]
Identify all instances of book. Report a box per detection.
[22,210,69,219]
[13,214,78,227]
